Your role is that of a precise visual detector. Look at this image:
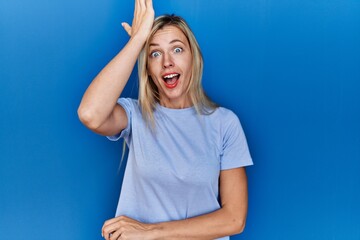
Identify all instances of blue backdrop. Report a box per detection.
[1,0,359,239]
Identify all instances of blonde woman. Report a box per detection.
[78,0,253,239]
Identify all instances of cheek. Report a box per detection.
[182,59,193,77]
[147,64,155,79]
[182,54,193,71]
[148,72,161,89]
[147,60,160,76]
[151,76,161,89]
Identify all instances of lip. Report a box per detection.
[162,72,180,78]
[162,72,180,89]
[164,79,179,89]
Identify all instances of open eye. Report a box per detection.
[174,47,183,53]
[150,51,161,58]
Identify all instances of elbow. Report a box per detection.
[77,106,102,130]
[228,216,247,235]
[234,220,246,235]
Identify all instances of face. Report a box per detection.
[147,25,193,109]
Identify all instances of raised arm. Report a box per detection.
[77,0,154,136]
[101,167,249,239]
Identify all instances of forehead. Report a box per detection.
[150,25,189,45]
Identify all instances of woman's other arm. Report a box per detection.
[102,167,249,240]
[77,0,154,136]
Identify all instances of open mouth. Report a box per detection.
[162,73,180,89]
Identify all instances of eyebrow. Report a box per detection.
[149,39,185,47]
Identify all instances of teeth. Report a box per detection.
[163,74,179,79]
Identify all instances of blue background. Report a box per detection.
[1,0,359,239]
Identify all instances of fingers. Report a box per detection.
[121,22,132,36]
[102,216,150,240]
[102,218,116,239]
[145,0,153,9]
[135,0,153,16]
[102,223,118,240]
[138,0,145,11]
[134,0,140,18]
[102,216,129,239]
[109,230,122,240]
[123,0,154,40]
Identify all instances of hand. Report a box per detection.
[102,215,156,240]
[122,0,155,40]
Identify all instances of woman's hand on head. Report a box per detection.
[102,215,157,240]
[122,0,155,40]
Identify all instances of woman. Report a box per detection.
[78,0,253,239]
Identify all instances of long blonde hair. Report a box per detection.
[138,15,217,126]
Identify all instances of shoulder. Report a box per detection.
[117,97,138,106]
[212,107,240,124]
[116,98,140,111]
[210,107,245,140]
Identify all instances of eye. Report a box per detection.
[150,51,161,58]
[174,47,183,53]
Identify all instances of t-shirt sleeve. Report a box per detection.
[106,98,133,142]
[220,111,253,170]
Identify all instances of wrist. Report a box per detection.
[129,33,149,46]
[148,223,164,240]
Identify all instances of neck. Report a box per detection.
[159,97,192,109]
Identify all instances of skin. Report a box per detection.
[78,0,249,239]
[101,168,248,240]
[147,25,193,109]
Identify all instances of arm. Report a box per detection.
[77,0,154,136]
[102,167,249,240]
[152,167,249,239]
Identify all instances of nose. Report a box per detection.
[162,53,174,68]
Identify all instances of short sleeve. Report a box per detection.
[220,111,253,170]
[106,98,134,142]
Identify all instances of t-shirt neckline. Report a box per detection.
[156,103,196,114]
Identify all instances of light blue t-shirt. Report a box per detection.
[108,98,253,239]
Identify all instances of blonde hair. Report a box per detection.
[138,15,217,126]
